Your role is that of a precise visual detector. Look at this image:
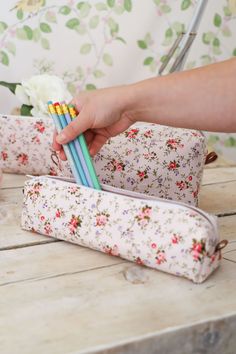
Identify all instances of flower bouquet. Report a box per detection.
[0,74,209,205]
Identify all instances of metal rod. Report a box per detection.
[158,33,185,75]
[173,0,209,72]
[158,0,209,75]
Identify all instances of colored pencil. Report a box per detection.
[47,101,82,185]
[68,104,101,190]
[61,102,93,188]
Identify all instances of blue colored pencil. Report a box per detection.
[60,102,94,189]
[53,102,88,186]
[47,101,82,185]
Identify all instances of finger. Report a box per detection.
[59,148,67,161]
[56,110,91,144]
[89,133,109,156]
[52,130,62,151]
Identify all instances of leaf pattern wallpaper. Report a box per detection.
[0,0,235,163]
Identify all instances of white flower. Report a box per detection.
[15,74,72,117]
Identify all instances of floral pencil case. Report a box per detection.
[21,175,224,283]
[0,114,210,205]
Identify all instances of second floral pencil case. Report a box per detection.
[21,175,224,283]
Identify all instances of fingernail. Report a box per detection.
[56,132,66,144]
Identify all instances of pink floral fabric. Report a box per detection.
[0,115,207,205]
[0,114,66,176]
[95,123,207,205]
[21,176,221,283]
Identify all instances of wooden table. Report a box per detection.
[1,167,236,354]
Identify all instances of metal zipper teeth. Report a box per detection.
[27,175,218,237]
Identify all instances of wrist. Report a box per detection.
[121,79,157,124]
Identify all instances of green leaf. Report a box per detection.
[124,0,132,12]
[207,135,219,145]
[107,0,115,8]
[78,2,91,17]
[80,43,92,54]
[41,37,50,49]
[0,51,9,66]
[59,6,71,15]
[77,2,85,9]
[33,28,41,41]
[20,104,33,117]
[17,9,24,20]
[233,48,236,56]
[0,21,7,34]
[95,3,107,11]
[144,57,154,65]
[160,55,168,63]
[137,40,147,49]
[108,17,119,34]
[202,31,214,44]
[116,36,126,44]
[213,37,220,47]
[23,25,33,39]
[0,81,20,93]
[5,41,16,55]
[172,22,184,34]
[160,4,171,13]
[224,137,236,147]
[114,5,124,14]
[103,53,113,66]
[89,15,99,29]
[214,13,222,27]
[201,55,212,65]
[212,46,222,55]
[223,6,232,16]
[149,61,157,72]
[181,0,191,10]
[66,18,80,29]
[67,82,76,95]
[86,83,96,90]
[40,23,52,33]
[165,27,173,38]
[93,70,105,78]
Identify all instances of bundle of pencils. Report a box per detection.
[47,101,101,190]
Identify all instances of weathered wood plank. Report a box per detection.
[199,181,236,215]
[0,241,124,286]
[202,167,236,185]
[204,155,236,169]
[218,214,236,240]
[0,257,235,354]
[0,203,57,250]
[0,176,57,249]
[0,187,24,204]
[1,173,27,189]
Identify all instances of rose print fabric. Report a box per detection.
[21,176,221,283]
[95,122,207,205]
[0,115,207,205]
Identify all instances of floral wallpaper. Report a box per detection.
[0,0,235,163]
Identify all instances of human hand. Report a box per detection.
[52,86,135,160]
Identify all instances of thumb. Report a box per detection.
[56,111,90,144]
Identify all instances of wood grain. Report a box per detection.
[1,170,236,354]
